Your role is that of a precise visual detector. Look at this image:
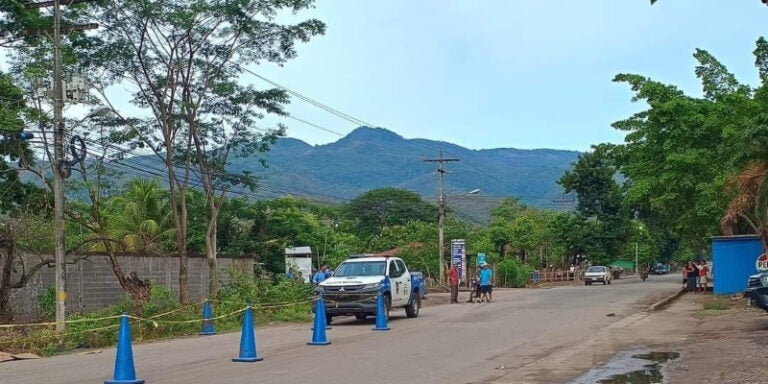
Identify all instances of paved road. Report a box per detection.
[2,274,681,384]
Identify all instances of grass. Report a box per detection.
[0,277,314,356]
[697,294,738,316]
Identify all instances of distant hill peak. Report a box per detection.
[340,126,404,142]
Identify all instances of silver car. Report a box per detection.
[584,266,612,285]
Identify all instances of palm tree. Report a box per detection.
[108,178,174,254]
[722,162,768,251]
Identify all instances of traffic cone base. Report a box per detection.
[199,300,216,336]
[105,314,144,384]
[372,293,390,331]
[232,306,263,363]
[308,296,331,346]
[232,356,264,362]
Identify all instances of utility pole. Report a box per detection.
[635,242,639,275]
[25,0,97,332]
[51,0,66,333]
[424,152,459,285]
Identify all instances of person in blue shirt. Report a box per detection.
[313,264,329,285]
[479,263,493,303]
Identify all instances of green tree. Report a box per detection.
[611,40,768,254]
[81,0,325,302]
[344,188,437,240]
[559,147,632,265]
[721,38,768,252]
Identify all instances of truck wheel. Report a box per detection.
[405,294,420,318]
[325,313,333,325]
[355,314,367,321]
[385,294,391,319]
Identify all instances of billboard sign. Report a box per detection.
[451,239,466,282]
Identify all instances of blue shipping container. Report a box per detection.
[712,235,764,295]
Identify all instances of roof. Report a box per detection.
[285,246,312,256]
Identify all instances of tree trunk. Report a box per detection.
[206,210,218,299]
[168,165,189,305]
[0,244,14,323]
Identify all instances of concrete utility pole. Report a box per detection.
[52,0,66,333]
[25,0,97,331]
[424,152,459,285]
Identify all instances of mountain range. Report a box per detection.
[228,127,581,217]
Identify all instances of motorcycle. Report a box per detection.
[641,270,649,282]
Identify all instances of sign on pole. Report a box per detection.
[451,239,466,282]
[477,252,486,267]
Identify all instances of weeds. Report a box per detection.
[0,272,313,356]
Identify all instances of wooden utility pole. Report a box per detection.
[424,152,459,285]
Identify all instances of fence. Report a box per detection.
[530,269,585,284]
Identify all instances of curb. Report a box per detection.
[647,288,686,312]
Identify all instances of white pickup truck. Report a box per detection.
[316,255,426,324]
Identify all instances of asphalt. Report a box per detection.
[0,274,682,384]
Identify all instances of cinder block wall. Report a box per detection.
[5,253,253,321]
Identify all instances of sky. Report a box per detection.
[242,0,768,151]
[3,1,767,152]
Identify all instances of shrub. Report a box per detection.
[36,287,56,319]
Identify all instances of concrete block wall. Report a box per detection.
[4,253,252,321]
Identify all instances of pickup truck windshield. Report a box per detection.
[334,261,386,277]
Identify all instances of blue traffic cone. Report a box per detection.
[199,300,216,335]
[232,306,263,362]
[372,292,390,331]
[308,295,331,346]
[105,314,144,384]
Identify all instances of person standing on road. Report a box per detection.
[698,261,710,293]
[479,263,493,303]
[447,262,460,303]
[685,261,698,293]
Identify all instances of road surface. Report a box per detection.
[1,274,681,384]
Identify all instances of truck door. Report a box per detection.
[388,260,407,306]
[396,259,410,302]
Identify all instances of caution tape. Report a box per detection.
[0,298,312,331]
[208,298,313,309]
[0,323,121,346]
[0,314,124,329]
[125,307,248,326]
[147,300,206,319]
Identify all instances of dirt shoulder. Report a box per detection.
[506,290,768,383]
[663,293,768,384]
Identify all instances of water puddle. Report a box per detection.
[570,349,680,384]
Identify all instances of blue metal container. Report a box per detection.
[712,235,764,295]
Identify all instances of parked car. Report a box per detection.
[584,265,612,285]
[744,271,768,312]
[315,255,426,324]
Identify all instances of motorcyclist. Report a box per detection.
[641,264,650,281]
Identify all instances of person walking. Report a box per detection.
[479,263,493,303]
[447,262,460,303]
